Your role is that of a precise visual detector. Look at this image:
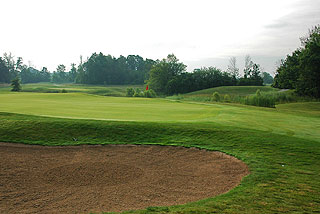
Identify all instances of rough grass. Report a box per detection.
[0,82,143,97]
[168,86,318,107]
[186,86,279,97]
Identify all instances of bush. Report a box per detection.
[244,93,275,108]
[133,88,143,97]
[61,89,68,93]
[11,77,21,92]
[212,92,221,102]
[256,89,261,97]
[126,88,135,97]
[144,89,157,98]
[223,94,231,102]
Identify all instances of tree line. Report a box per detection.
[1,52,269,96]
[0,53,156,85]
[272,25,320,98]
[3,25,318,97]
[147,54,265,95]
[75,53,156,85]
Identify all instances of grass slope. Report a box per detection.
[185,86,279,97]
[0,92,319,141]
[0,88,320,213]
[0,82,143,96]
[0,112,319,213]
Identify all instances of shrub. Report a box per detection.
[212,92,221,102]
[144,89,157,98]
[61,89,68,93]
[256,89,261,97]
[126,88,135,97]
[11,77,21,92]
[224,94,231,102]
[244,93,275,108]
[133,88,142,97]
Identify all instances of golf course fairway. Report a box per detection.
[0,90,320,213]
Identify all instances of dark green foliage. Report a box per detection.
[296,26,320,97]
[133,88,143,97]
[148,54,187,95]
[2,53,23,80]
[224,94,231,102]
[52,64,68,83]
[2,53,52,84]
[61,89,67,93]
[0,57,10,83]
[76,53,156,85]
[11,77,21,91]
[256,89,261,96]
[148,56,236,95]
[20,67,51,83]
[212,91,221,102]
[126,88,135,97]
[68,63,77,83]
[239,63,263,86]
[273,25,320,98]
[272,50,300,89]
[243,89,275,108]
[143,89,156,98]
[262,72,274,85]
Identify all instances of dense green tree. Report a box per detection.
[68,63,77,83]
[273,25,320,97]
[2,53,24,80]
[149,63,236,95]
[148,54,186,94]
[296,26,320,97]
[20,67,37,83]
[0,57,10,83]
[74,53,154,85]
[126,88,135,97]
[75,56,87,84]
[11,77,21,91]
[272,50,300,89]
[261,72,274,85]
[39,67,51,82]
[239,56,263,86]
[52,64,68,83]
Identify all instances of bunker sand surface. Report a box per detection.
[0,143,249,213]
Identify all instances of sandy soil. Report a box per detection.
[0,143,249,214]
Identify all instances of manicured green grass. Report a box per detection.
[1,92,319,141]
[0,111,319,213]
[0,88,320,213]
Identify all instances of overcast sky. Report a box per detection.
[1,0,319,75]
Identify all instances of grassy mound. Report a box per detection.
[0,82,143,97]
[0,111,319,213]
[168,85,318,108]
[186,86,279,97]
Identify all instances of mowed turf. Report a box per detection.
[0,86,320,213]
[0,92,319,142]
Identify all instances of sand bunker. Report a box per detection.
[0,143,249,213]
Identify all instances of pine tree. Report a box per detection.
[11,77,21,91]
